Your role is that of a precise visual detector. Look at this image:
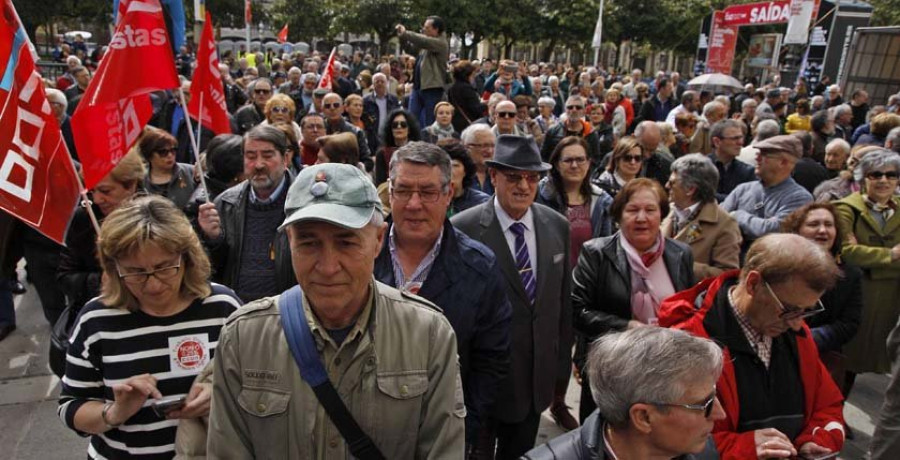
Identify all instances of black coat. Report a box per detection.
[572,232,695,340]
[807,262,863,353]
[523,410,719,460]
[447,79,485,133]
[57,205,102,311]
[361,93,400,152]
[793,157,831,194]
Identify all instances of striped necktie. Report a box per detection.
[510,222,536,304]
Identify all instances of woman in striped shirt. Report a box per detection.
[58,196,242,459]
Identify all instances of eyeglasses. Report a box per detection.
[390,187,443,202]
[496,112,517,119]
[763,280,825,321]
[116,259,182,286]
[156,147,177,157]
[501,171,541,184]
[566,105,584,111]
[866,171,900,180]
[270,106,291,114]
[392,121,408,129]
[560,157,588,166]
[620,154,643,163]
[650,390,717,418]
[254,88,272,95]
[323,102,342,109]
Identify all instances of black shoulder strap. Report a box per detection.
[278,286,386,460]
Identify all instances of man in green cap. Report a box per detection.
[208,163,465,458]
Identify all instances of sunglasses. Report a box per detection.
[496,112,517,119]
[392,121,408,129]
[270,106,291,114]
[620,154,643,163]
[650,389,717,418]
[155,147,177,157]
[323,102,342,109]
[254,88,272,95]
[501,171,541,184]
[764,281,825,321]
[566,105,584,111]
[866,171,900,180]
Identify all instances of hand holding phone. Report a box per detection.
[151,395,186,418]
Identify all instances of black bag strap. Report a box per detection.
[278,286,385,460]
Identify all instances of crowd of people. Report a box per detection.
[2,14,900,460]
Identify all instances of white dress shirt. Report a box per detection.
[494,197,538,280]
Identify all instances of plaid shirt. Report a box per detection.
[728,286,773,368]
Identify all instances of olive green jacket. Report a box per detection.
[835,192,900,280]
[400,30,451,91]
[207,280,465,459]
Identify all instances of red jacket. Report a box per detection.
[658,271,845,458]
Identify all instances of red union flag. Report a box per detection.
[72,0,180,189]
[277,24,288,44]
[0,0,80,244]
[188,12,230,135]
[318,47,336,90]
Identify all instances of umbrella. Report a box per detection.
[64,31,92,40]
[687,73,744,94]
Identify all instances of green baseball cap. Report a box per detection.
[279,163,382,231]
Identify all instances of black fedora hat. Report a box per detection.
[485,135,551,172]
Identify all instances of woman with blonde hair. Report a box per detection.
[58,196,242,459]
[261,93,302,140]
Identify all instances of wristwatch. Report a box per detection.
[101,402,122,429]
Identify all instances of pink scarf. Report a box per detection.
[621,233,666,324]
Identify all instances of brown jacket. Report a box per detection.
[661,201,742,281]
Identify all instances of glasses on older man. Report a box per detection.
[650,388,717,418]
[763,280,825,321]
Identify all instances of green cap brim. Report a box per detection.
[279,203,376,231]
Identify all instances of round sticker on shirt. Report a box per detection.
[169,334,211,375]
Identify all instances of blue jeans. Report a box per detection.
[409,88,444,128]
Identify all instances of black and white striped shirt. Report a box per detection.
[58,283,242,459]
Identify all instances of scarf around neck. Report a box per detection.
[621,233,667,324]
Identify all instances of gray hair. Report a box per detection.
[45,88,67,109]
[566,94,585,106]
[671,154,719,204]
[548,75,559,85]
[680,90,697,105]
[833,103,852,119]
[537,96,556,109]
[810,95,824,108]
[302,72,318,83]
[244,124,287,156]
[826,138,851,156]
[587,327,724,427]
[714,95,731,107]
[247,77,273,93]
[755,119,781,142]
[633,120,658,138]
[388,141,452,191]
[742,98,757,109]
[860,149,900,179]
[461,123,494,145]
[710,119,744,141]
[372,72,387,83]
[487,92,507,109]
[288,66,302,75]
[703,101,726,117]
[886,126,900,153]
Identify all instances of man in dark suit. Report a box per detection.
[373,142,512,454]
[362,72,400,152]
[452,135,572,459]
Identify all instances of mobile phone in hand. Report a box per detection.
[151,395,186,418]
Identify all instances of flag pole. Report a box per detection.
[178,89,210,202]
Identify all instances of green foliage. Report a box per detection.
[868,0,900,27]
[271,0,331,43]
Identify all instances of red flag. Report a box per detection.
[277,24,288,44]
[244,0,252,25]
[0,0,80,244]
[71,0,180,190]
[318,47,336,91]
[188,12,230,135]
[115,0,132,26]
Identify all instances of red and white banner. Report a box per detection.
[721,0,820,27]
[0,0,80,244]
[706,11,738,75]
[72,0,180,190]
[244,0,252,25]
[189,12,230,135]
[277,24,289,44]
[318,47,336,91]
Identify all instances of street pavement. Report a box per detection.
[0,276,889,459]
